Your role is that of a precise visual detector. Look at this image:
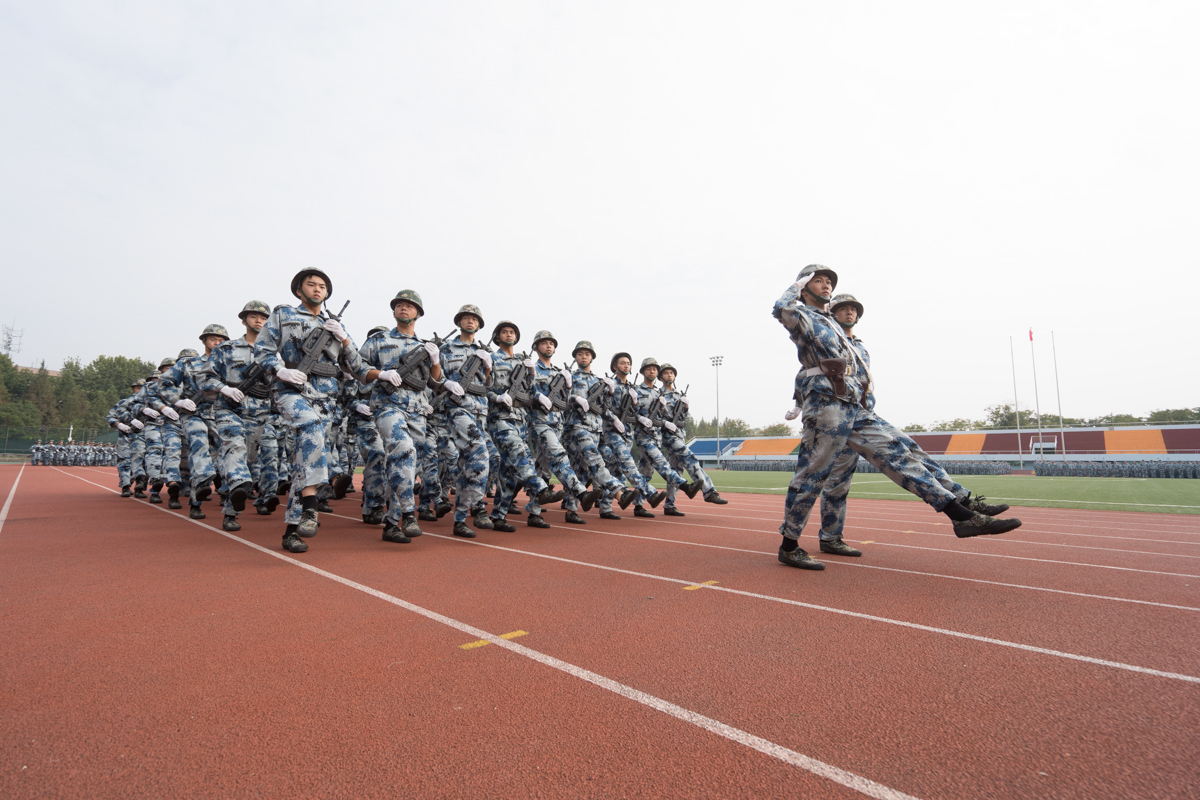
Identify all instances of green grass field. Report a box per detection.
[657,471,1200,515]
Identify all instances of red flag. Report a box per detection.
[1029,328,1033,342]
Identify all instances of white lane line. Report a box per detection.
[0,464,26,535]
[319,510,1200,677]
[636,518,1200,577]
[49,468,918,800]
[320,509,1200,611]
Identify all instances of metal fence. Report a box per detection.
[1,426,118,455]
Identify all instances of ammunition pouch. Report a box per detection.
[819,358,850,398]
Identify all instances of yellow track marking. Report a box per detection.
[460,630,528,650]
[684,580,720,591]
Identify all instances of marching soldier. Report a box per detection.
[772,265,1021,571]
[656,364,726,514]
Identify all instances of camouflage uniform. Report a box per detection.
[599,375,656,505]
[564,349,626,501]
[529,359,588,509]
[253,302,372,526]
[202,333,277,517]
[486,348,550,521]
[773,278,962,542]
[632,374,688,490]
[439,332,491,523]
[359,328,437,522]
[105,392,142,489]
[350,377,388,519]
[657,379,715,508]
[157,352,222,507]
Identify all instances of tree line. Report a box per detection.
[901,402,1200,433]
[0,355,156,430]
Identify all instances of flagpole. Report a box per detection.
[1052,331,1067,462]
[1010,337,1023,470]
[1030,329,1044,463]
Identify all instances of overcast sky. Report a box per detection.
[3,1,1197,429]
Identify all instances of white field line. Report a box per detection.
[0,464,26,536]
[48,468,917,800]
[320,509,1200,613]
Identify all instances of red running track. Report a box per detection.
[2,464,1198,799]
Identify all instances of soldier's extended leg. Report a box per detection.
[277,393,336,540]
[372,405,421,541]
[816,448,863,556]
[488,418,554,529]
[601,430,658,517]
[530,422,590,522]
[143,425,165,503]
[447,407,490,534]
[354,414,387,524]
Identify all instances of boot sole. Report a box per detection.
[955,518,1023,538]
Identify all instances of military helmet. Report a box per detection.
[145,372,160,381]
[158,356,176,370]
[797,263,838,292]
[390,289,424,317]
[659,362,677,376]
[131,378,145,389]
[491,320,521,345]
[291,268,333,300]
[532,330,558,348]
[453,304,484,329]
[830,293,864,320]
[610,351,632,372]
[572,340,597,359]
[238,300,271,321]
[177,348,199,360]
[367,325,389,338]
[639,357,660,375]
[198,323,230,343]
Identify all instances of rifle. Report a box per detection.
[505,352,535,408]
[235,361,271,400]
[456,341,492,398]
[612,377,638,428]
[584,373,609,416]
[383,331,444,394]
[288,300,351,379]
[668,384,689,428]
[545,361,571,411]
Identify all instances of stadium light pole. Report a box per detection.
[1052,331,1067,462]
[1010,337,1023,470]
[710,355,723,468]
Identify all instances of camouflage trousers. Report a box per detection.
[661,431,714,508]
[276,392,337,526]
[181,414,219,496]
[413,415,440,512]
[431,412,458,501]
[634,429,687,489]
[563,425,625,498]
[115,432,134,488]
[530,421,586,511]
[160,420,183,485]
[128,430,147,481]
[599,429,654,511]
[819,431,968,542]
[215,399,271,517]
[354,413,388,514]
[142,424,164,486]
[373,405,425,521]
[446,407,490,522]
[488,416,548,521]
[253,421,281,501]
[781,394,957,541]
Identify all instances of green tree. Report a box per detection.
[902,423,927,432]
[0,399,40,426]
[930,418,982,431]
[982,403,1040,429]
[26,363,58,427]
[757,422,793,437]
[1146,408,1200,423]
[1086,413,1143,425]
[718,418,755,437]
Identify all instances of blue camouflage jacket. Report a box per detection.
[773,283,868,405]
[358,328,428,413]
[253,304,370,400]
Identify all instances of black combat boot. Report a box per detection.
[362,506,385,525]
[223,515,241,532]
[418,508,437,522]
[189,506,206,520]
[618,489,639,510]
[664,507,685,517]
[634,506,655,518]
[599,511,621,520]
[453,521,476,538]
[819,537,861,557]
[230,482,253,513]
[401,513,423,538]
[382,521,412,544]
[646,491,667,509]
[491,518,517,532]
[526,514,550,528]
[564,511,586,524]
[703,490,728,505]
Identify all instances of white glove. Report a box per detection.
[574,396,590,413]
[523,355,537,368]
[424,342,440,362]
[355,403,372,416]
[663,421,678,432]
[378,369,402,387]
[421,402,435,415]
[220,386,245,403]
[116,423,131,433]
[658,396,668,407]
[637,415,653,428]
[784,405,801,421]
[276,368,307,385]
[560,369,572,388]
[536,394,552,411]
[497,392,513,408]
[174,398,197,413]
[141,407,160,418]
[680,396,689,408]
[443,380,465,397]
[161,407,179,421]
[131,419,145,430]
[477,350,492,369]
[322,319,347,340]
[612,418,625,434]
[600,376,615,392]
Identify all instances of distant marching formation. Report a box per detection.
[102,269,727,554]
[30,441,118,467]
